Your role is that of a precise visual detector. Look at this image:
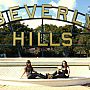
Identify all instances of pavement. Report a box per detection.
[0,58,90,90]
[0,85,90,90]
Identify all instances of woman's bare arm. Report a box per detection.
[68,66,70,75]
[21,68,26,78]
[33,69,37,73]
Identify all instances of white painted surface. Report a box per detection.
[0,58,90,86]
[0,66,90,79]
[0,58,90,66]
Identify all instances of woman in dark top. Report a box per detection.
[53,60,70,78]
[21,60,46,79]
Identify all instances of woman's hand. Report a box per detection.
[20,76,22,79]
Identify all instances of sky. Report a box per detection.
[0,0,90,28]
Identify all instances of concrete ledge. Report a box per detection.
[0,58,90,66]
[0,77,90,87]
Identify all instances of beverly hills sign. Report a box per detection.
[0,4,90,47]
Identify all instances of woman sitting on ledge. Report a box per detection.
[21,60,46,79]
[52,60,70,79]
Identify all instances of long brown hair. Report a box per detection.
[26,60,32,67]
[62,60,68,68]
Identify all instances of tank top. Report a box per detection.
[61,66,68,74]
[25,66,33,75]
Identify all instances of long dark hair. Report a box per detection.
[26,60,32,67]
[62,60,68,68]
